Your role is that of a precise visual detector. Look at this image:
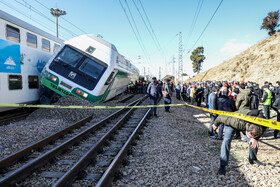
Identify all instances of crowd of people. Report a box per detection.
[141,77,280,176]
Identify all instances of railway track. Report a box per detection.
[0,96,150,186]
[0,108,35,125]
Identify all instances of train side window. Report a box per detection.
[27,32,37,48]
[42,38,50,52]
[28,75,39,89]
[53,43,60,53]
[6,25,20,43]
[9,75,22,90]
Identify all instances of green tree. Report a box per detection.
[260,10,280,36]
[190,46,205,74]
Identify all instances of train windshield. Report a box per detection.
[56,46,83,67]
[79,58,106,79]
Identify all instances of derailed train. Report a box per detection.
[40,34,139,103]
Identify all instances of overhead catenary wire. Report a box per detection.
[118,0,151,67]
[187,0,224,54]
[0,0,68,41]
[133,0,166,62]
[33,0,88,35]
[185,0,204,50]
[132,0,158,51]
[123,0,149,59]
[14,0,78,38]
[138,0,163,54]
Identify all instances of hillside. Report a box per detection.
[186,32,280,85]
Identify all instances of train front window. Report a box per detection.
[79,58,106,79]
[56,46,83,67]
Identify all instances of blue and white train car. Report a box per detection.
[40,34,139,103]
[0,10,63,112]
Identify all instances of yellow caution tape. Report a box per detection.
[1,102,280,130]
[183,102,280,131]
[0,103,185,109]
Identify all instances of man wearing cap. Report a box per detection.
[147,77,163,117]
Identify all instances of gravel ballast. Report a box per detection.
[113,96,280,186]
[1,94,279,186]
[0,94,138,159]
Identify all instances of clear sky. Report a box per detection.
[1,0,280,79]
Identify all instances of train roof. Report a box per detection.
[0,9,63,44]
[85,34,118,52]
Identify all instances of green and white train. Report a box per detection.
[40,34,139,103]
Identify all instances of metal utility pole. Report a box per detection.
[172,56,175,79]
[50,8,66,38]
[159,66,161,80]
[178,32,183,82]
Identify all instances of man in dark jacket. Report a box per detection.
[208,86,220,136]
[162,79,172,112]
[253,84,262,99]
[195,84,204,107]
[211,89,236,140]
[147,77,163,117]
[274,81,280,96]
[250,87,259,110]
[213,109,265,175]
[272,95,280,139]
[204,84,210,108]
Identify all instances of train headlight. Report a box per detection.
[47,73,57,82]
[76,89,88,98]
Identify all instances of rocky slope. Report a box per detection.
[186,32,280,84]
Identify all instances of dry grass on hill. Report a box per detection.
[186,32,280,84]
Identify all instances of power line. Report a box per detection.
[14,0,78,38]
[187,0,224,54]
[0,0,67,41]
[132,0,158,50]
[118,0,144,53]
[119,0,151,67]
[138,0,163,53]
[123,0,149,57]
[185,0,204,49]
[34,0,87,34]
[134,0,166,61]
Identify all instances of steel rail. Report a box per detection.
[0,116,92,172]
[52,96,147,187]
[96,108,151,187]
[0,98,141,186]
[0,109,34,125]
[118,94,135,103]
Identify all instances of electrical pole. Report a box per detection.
[50,8,66,38]
[172,56,175,80]
[159,66,161,80]
[178,32,183,82]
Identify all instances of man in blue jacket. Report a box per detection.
[147,77,163,117]
[208,86,220,136]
